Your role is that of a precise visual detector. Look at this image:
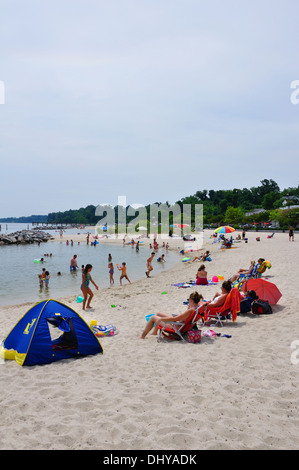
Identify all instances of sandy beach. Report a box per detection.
[0,229,298,450]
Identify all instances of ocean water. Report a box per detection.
[0,234,181,307]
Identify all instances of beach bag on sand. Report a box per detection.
[240,297,254,314]
[251,299,272,315]
[186,329,201,343]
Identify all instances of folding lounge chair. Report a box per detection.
[243,262,259,280]
[158,308,202,342]
[203,287,241,328]
[234,263,259,289]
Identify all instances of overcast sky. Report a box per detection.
[0,0,298,217]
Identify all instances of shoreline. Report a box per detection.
[0,231,205,311]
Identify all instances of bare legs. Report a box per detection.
[81,287,94,310]
[140,312,171,338]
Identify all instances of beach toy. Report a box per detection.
[34,259,41,263]
[161,292,167,295]
[218,275,224,281]
[76,296,84,303]
[90,320,97,327]
[182,257,191,262]
[111,304,116,308]
[212,276,219,283]
[92,324,116,337]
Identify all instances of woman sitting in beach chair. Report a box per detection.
[203,286,241,326]
[140,292,203,339]
[197,280,232,312]
[229,260,256,283]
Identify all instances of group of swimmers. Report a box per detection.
[37,237,169,309]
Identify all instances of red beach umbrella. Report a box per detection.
[242,278,282,305]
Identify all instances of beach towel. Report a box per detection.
[228,289,241,321]
[172,280,217,288]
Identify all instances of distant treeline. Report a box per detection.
[46,179,299,228]
[180,179,299,225]
[2,180,299,228]
[0,215,47,223]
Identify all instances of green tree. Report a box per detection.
[262,191,281,210]
[224,206,245,225]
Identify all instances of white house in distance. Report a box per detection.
[281,195,299,207]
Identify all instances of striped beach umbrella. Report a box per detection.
[214,226,235,234]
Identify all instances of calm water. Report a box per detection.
[0,234,180,307]
[0,222,83,235]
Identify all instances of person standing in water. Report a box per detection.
[81,264,99,310]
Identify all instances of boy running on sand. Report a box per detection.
[117,262,131,285]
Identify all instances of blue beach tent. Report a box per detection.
[0,299,103,366]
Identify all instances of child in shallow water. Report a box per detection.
[38,268,46,287]
[45,271,50,287]
[108,262,114,285]
[117,262,131,285]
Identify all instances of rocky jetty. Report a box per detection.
[0,230,54,245]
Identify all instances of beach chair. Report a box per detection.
[158,308,202,342]
[243,262,259,280]
[202,288,241,328]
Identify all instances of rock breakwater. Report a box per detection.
[0,230,54,245]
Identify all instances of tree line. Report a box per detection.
[45,179,299,229]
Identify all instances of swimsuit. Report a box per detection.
[196,277,208,285]
[81,273,90,289]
